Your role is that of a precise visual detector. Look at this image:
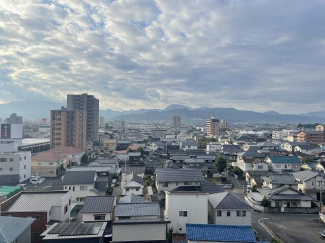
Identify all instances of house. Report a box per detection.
[197,155,216,163]
[118,194,145,203]
[156,168,203,192]
[180,140,198,151]
[0,151,31,185]
[206,142,222,153]
[258,141,279,151]
[121,172,144,196]
[149,141,165,151]
[281,142,310,152]
[116,140,130,150]
[41,222,107,243]
[113,202,168,243]
[236,157,268,172]
[316,125,325,131]
[294,144,318,155]
[208,192,252,226]
[186,224,258,243]
[0,191,72,243]
[121,165,145,177]
[81,196,116,222]
[31,147,85,177]
[292,170,324,201]
[62,170,99,205]
[220,144,242,162]
[0,216,35,243]
[266,156,302,172]
[261,174,299,190]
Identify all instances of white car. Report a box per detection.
[30,176,45,184]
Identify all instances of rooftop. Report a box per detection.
[63,170,96,185]
[115,203,160,217]
[267,156,301,164]
[80,196,115,213]
[118,194,145,204]
[156,168,203,182]
[0,216,35,243]
[208,192,252,210]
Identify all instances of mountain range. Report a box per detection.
[0,101,324,123]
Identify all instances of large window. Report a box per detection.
[80,186,88,191]
[217,211,222,217]
[162,182,168,187]
[9,158,13,162]
[94,214,106,220]
[227,211,231,217]
[179,211,188,217]
[0,158,7,162]
[237,211,246,217]
[9,167,13,171]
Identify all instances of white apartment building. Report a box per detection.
[0,151,31,184]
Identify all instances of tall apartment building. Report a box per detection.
[172,116,181,127]
[67,93,99,142]
[207,116,220,137]
[100,117,105,128]
[297,130,325,144]
[50,107,86,150]
[5,113,23,124]
[220,118,228,129]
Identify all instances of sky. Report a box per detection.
[0,0,325,113]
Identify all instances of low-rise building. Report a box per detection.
[81,196,116,222]
[121,172,144,196]
[266,156,302,172]
[0,216,35,243]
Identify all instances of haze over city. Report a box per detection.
[0,0,325,113]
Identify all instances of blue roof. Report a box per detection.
[186,224,257,242]
[0,216,35,243]
[268,156,301,164]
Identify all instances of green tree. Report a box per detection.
[260,197,269,207]
[80,154,88,165]
[233,167,244,177]
[105,123,109,130]
[215,156,227,173]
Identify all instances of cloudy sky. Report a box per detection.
[0,0,324,113]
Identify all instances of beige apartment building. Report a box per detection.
[207,116,220,137]
[297,130,325,144]
[172,116,181,127]
[50,107,86,150]
[67,93,99,142]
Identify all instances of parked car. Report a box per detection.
[30,176,45,185]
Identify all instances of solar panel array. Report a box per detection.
[48,222,102,236]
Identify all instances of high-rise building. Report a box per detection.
[207,116,220,137]
[220,118,228,129]
[100,117,105,128]
[5,113,23,124]
[50,107,86,150]
[172,116,182,127]
[67,93,99,142]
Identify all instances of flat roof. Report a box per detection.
[22,138,50,146]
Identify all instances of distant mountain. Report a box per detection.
[301,111,325,118]
[164,104,192,111]
[0,100,63,120]
[264,111,281,116]
[111,107,325,123]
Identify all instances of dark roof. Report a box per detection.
[296,144,318,150]
[62,170,96,185]
[121,165,145,174]
[115,203,160,217]
[119,195,145,203]
[156,168,203,182]
[80,196,115,213]
[186,224,257,242]
[208,192,252,210]
[0,216,35,243]
[267,156,301,164]
[270,194,314,201]
[201,181,224,194]
[262,174,299,185]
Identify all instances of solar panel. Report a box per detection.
[48,222,69,234]
[52,222,102,236]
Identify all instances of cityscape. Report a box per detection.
[0,1,325,243]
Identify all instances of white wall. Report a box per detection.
[113,224,166,242]
[83,212,112,222]
[165,192,208,234]
[0,151,31,182]
[64,184,96,205]
[208,204,252,226]
[271,163,301,172]
[157,181,200,192]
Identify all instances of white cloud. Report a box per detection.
[0,0,324,113]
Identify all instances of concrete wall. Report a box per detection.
[64,184,96,205]
[165,192,208,234]
[0,151,31,182]
[83,212,112,222]
[208,204,252,226]
[17,225,32,243]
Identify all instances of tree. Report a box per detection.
[104,123,109,130]
[80,154,88,165]
[215,156,227,173]
[260,197,269,207]
[233,167,244,177]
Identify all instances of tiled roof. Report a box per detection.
[49,147,84,154]
[121,165,145,174]
[292,170,319,182]
[267,156,301,164]
[119,195,145,203]
[32,147,84,162]
[63,170,96,185]
[156,168,203,182]
[115,203,160,217]
[0,216,35,243]
[80,196,115,213]
[4,192,68,212]
[186,224,257,242]
[262,174,299,185]
[208,192,251,210]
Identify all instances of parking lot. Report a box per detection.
[253,212,325,243]
[25,177,62,191]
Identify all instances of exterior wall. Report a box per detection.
[165,193,208,234]
[271,163,301,172]
[83,212,112,222]
[112,223,167,242]
[64,184,96,205]
[17,225,32,243]
[207,119,220,137]
[31,160,60,177]
[208,204,252,226]
[0,151,31,182]
[157,181,200,192]
[252,162,268,171]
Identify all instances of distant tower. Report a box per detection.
[207,115,220,137]
[220,119,228,129]
[172,116,181,128]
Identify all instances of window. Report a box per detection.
[49,162,54,165]
[136,188,139,191]
[0,168,2,172]
[176,182,178,186]
[38,162,42,165]
[276,165,281,168]
[35,215,40,220]
[237,211,246,217]
[162,182,169,187]
[0,158,7,162]
[126,188,129,191]
[24,165,26,169]
[184,182,191,185]
[73,186,75,191]
[49,210,51,216]
[227,211,231,217]
[217,211,222,217]
[9,158,13,162]
[9,167,13,171]
[179,211,187,217]
[94,214,106,220]
[69,187,71,190]
[80,186,88,191]
[64,205,68,214]
[24,156,26,160]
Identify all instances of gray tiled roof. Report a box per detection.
[262,174,299,185]
[208,192,251,210]
[0,216,35,243]
[119,195,145,203]
[292,170,319,182]
[115,203,160,217]
[63,170,95,185]
[121,166,145,174]
[80,196,115,213]
[156,168,203,182]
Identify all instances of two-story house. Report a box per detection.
[266,156,302,172]
[81,196,116,222]
[120,172,144,196]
